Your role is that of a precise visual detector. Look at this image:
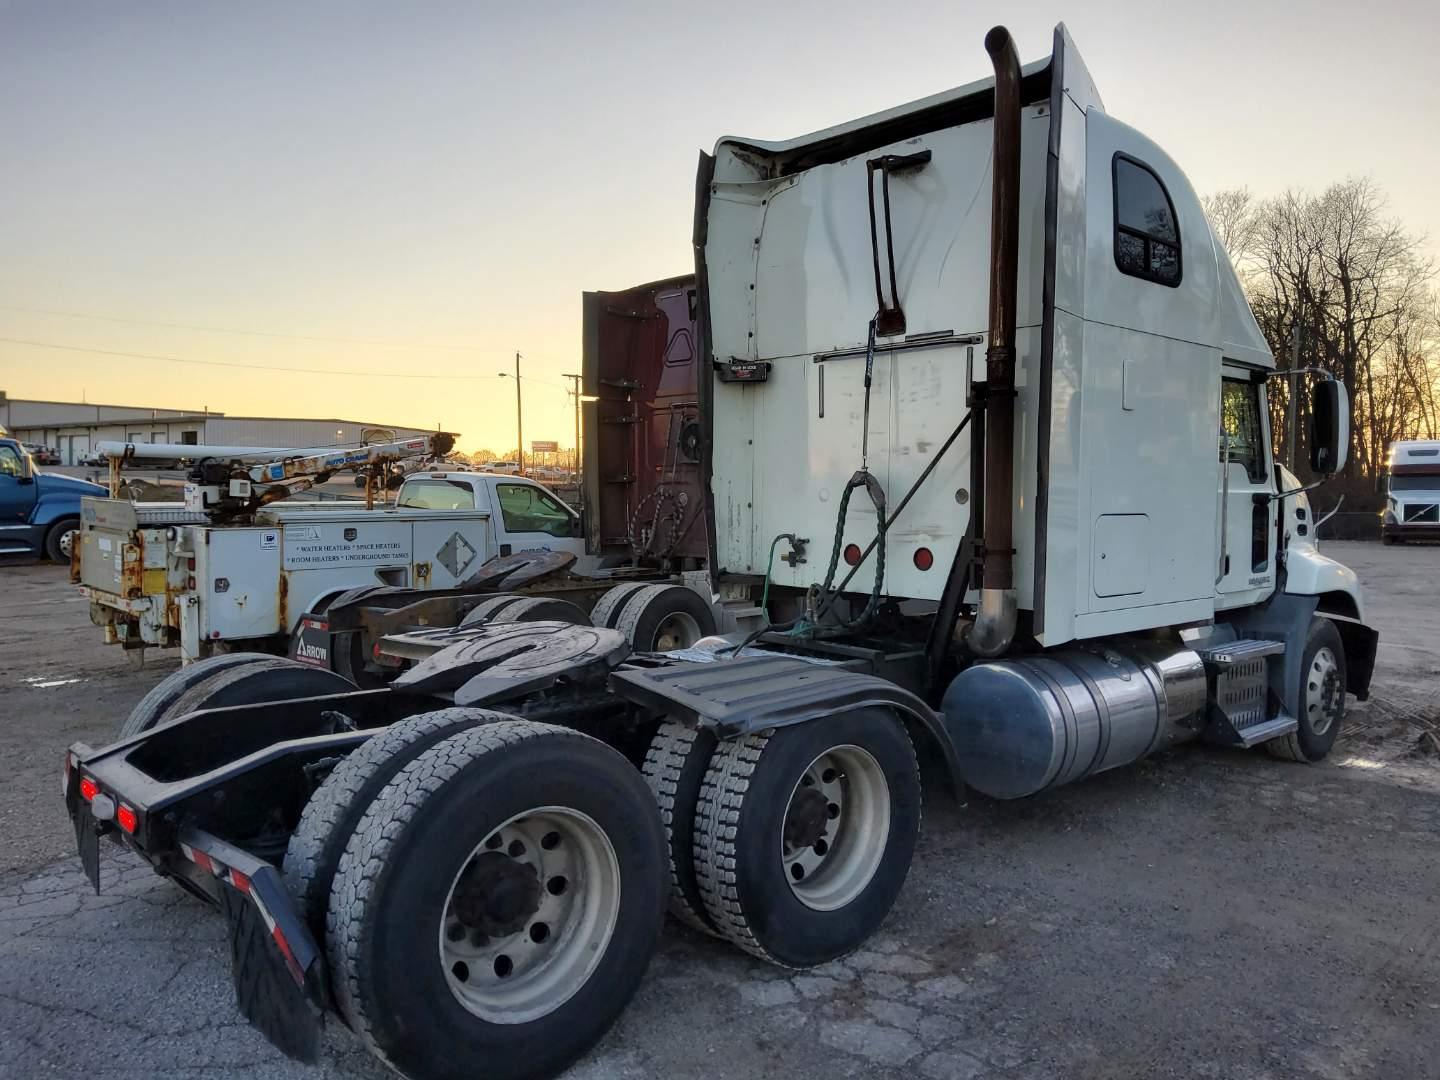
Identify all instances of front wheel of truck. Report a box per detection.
[1266,617,1348,764]
[44,517,79,563]
[327,720,666,1080]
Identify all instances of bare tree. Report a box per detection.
[1205,179,1439,480]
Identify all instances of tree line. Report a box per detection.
[1203,179,1438,483]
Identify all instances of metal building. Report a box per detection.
[0,391,440,465]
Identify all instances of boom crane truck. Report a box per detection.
[62,24,1378,1080]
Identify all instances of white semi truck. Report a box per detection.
[63,24,1378,1080]
[1381,439,1440,542]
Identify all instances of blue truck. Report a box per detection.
[0,435,107,561]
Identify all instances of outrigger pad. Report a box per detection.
[460,549,576,592]
[394,620,630,705]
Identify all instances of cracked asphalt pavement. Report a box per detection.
[3,543,1440,1079]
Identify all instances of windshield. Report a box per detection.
[1390,475,1440,493]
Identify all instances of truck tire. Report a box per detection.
[120,653,270,737]
[586,582,650,630]
[327,721,666,1080]
[640,721,719,935]
[1266,617,1348,763]
[613,584,716,652]
[460,594,526,625]
[461,594,591,628]
[692,708,921,968]
[44,517,80,564]
[284,708,507,941]
[159,657,355,732]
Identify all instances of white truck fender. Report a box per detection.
[1283,546,1365,624]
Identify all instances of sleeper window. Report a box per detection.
[1113,155,1181,286]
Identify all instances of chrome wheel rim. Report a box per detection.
[59,528,77,560]
[438,807,620,1024]
[781,745,890,912]
[1306,646,1343,736]
[653,611,702,651]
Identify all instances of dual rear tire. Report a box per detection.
[642,709,921,967]
[296,717,666,1080]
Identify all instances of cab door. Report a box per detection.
[491,480,586,559]
[1215,373,1277,608]
[0,443,38,530]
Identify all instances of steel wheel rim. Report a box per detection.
[653,611,702,651]
[59,528,76,560]
[1307,646,1342,736]
[438,806,620,1024]
[781,744,890,912]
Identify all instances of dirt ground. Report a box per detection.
[1,542,1438,1079]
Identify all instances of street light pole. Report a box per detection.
[562,372,582,493]
[514,351,524,476]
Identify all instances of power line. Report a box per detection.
[0,336,573,389]
[0,303,494,353]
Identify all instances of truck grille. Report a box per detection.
[1403,503,1439,523]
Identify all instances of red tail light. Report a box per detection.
[843,544,862,566]
[79,776,100,803]
[913,547,934,571]
[116,804,138,834]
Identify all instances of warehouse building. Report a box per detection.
[0,391,442,465]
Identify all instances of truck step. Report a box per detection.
[1197,638,1284,667]
[1232,713,1299,748]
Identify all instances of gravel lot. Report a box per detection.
[2,542,1438,1079]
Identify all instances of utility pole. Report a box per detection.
[1286,307,1303,471]
[562,372,582,495]
[499,353,525,475]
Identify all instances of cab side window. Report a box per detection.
[496,483,574,538]
[0,446,22,477]
[1113,155,1181,286]
[1220,379,1267,484]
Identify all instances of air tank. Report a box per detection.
[942,639,1207,800]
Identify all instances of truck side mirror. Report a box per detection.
[1309,380,1349,475]
[1375,472,1387,496]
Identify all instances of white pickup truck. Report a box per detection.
[77,471,590,662]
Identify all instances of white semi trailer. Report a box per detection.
[63,24,1377,1080]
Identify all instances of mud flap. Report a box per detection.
[182,831,326,1063]
[72,801,102,894]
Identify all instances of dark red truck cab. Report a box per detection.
[582,275,706,570]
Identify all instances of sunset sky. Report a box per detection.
[3,0,1437,453]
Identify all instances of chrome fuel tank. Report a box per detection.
[942,639,1207,800]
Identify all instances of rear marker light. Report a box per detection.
[116,804,138,834]
[843,544,862,566]
[914,547,934,571]
[79,776,100,803]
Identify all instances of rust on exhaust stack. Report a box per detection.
[968,25,1021,658]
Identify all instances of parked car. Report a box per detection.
[23,443,61,465]
[79,452,109,467]
[0,437,107,560]
[475,459,521,474]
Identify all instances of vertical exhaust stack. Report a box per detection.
[967,25,1022,658]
